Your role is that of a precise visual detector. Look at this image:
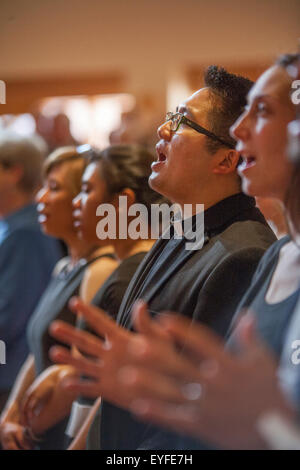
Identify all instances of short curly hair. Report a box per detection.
[204,65,253,154]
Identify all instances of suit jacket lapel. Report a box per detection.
[119,238,205,329]
[142,244,195,304]
[116,236,167,325]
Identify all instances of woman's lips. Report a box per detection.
[72,210,82,229]
[37,203,48,223]
[38,213,48,223]
[238,155,257,173]
[73,220,81,229]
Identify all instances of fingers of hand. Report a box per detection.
[50,345,103,381]
[69,297,118,339]
[160,315,229,365]
[132,300,171,341]
[127,335,202,382]
[119,365,192,405]
[49,321,104,357]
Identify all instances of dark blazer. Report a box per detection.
[89,193,277,450]
[118,193,276,336]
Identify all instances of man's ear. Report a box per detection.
[112,188,136,209]
[212,150,240,175]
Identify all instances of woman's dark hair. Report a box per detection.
[285,168,300,234]
[44,145,91,197]
[90,144,167,211]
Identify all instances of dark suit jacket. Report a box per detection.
[92,193,277,450]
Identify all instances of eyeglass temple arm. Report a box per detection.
[183,117,235,149]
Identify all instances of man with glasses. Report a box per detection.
[50,66,277,450]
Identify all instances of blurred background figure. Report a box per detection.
[109,96,163,152]
[35,113,80,153]
[0,130,62,412]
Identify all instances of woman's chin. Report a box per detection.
[39,223,51,236]
[242,178,269,199]
[241,179,256,197]
[42,224,65,240]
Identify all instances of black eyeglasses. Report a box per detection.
[165,112,234,149]
[76,144,94,156]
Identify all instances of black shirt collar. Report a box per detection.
[204,192,256,233]
[170,193,256,241]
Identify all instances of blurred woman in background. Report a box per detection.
[0,145,118,450]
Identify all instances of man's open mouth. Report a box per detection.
[157,152,167,163]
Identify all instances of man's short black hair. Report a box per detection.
[204,65,253,154]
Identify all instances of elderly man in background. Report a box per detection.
[0,131,62,411]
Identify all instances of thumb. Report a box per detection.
[235,312,264,355]
[132,300,169,340]
[132,300,150,334]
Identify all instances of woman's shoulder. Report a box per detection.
[85,254,118,277]
[52,256,71,277]
[254,235,291,273]
[106,251,148,284]
[80,255,118,303]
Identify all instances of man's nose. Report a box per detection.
[157,120,172,141]
[230,112,249,142]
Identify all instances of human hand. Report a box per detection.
[0,421,34,450]
[118,310,291,449]
[22,365,76,436]
[48,297,170,409]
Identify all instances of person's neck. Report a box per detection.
[173,186,241,216]
[0,192,34,219]
[66,237,114,267]
[286,211,300,248]
[113,238,154,261]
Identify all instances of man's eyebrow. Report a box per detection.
[247,93,275,104]
[177,104,186,113]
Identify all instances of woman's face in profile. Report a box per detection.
[36,162,77,240]
[72,162,111,245]
[231,65,295,202]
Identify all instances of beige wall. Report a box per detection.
[1,0,299,97]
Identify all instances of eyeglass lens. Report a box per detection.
[166,112,182,131]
